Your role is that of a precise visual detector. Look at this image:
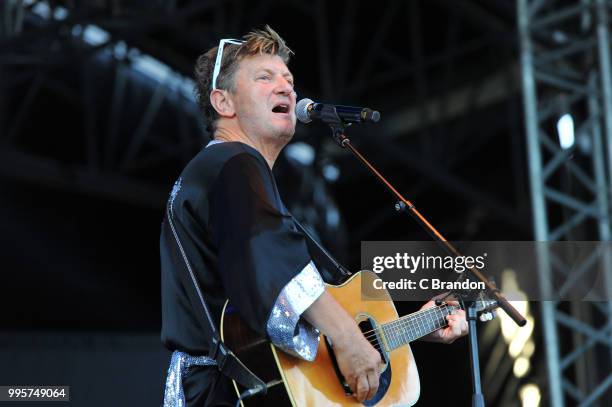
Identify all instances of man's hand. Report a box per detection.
[303,291,382,402]
[332,323,382,402]
[420,299,468,344]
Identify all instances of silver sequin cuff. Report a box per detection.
[266,261,324,361]
[163,350,217,407]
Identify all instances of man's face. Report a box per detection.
[229,54,297,143]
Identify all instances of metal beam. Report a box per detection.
[518,1,612,406]
[0,148,167,209]
[384,65,520,137]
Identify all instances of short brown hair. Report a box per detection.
[194,25,294,134]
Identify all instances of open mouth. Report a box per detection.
[272,104,290,114]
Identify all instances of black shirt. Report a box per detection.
[160,141,313,355]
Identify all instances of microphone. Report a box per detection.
[296,98,380,124]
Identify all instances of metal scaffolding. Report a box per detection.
[518,0,612,406]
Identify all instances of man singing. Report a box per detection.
[160,26,467,406]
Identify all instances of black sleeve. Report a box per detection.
[208,152,312,334]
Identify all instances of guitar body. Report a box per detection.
[220,271,420,406]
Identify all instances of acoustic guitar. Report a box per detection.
[220,270,462,406]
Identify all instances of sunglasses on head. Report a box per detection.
[211,39,245,90]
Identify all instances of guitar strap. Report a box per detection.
[163,209,267,395]
[291,215,352,282]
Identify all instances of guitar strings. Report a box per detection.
[359,304,454,339]
[360,305,457,347]
[380,305,455,338]
[323,307,454,353]
[366,305,457,351]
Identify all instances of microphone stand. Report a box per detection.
[467,301,485,407]
[318,105,526,407]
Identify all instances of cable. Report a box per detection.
[234,386,266,407]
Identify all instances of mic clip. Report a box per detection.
[316,105,352,147]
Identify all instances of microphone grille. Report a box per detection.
[296,98,313,123]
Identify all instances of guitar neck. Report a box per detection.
[380,304,460,351]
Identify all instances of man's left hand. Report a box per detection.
[420,299,468,344]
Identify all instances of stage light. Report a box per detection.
[500,270,528,344]
[509,316,534,358]
[322,164,340,182]
[114,41,128,59]
[552,31,569,44]
[520,384,541,407]
[54,6,68,20]
[31,1,51,19]
[83,25,110,46]
[285,142,315,166]
[326,207,340,227]
[499,268,536,387]
[501,301,528,343]
[513,356,530,378]
[132,54,171,82]
[557,113,575,150]
[522,339,535,358]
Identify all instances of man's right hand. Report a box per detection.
[303,291,382,402]
[331,323,382,402]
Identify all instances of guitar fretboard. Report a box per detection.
[380,304,459,351]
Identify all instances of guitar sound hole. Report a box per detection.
[356,315,393,406]
[358,317,388,367]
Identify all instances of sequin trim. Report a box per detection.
[163,351,217,407]
[266,261,325,361]
[169,177,182,217]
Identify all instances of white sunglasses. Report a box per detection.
[211,38,245,90]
